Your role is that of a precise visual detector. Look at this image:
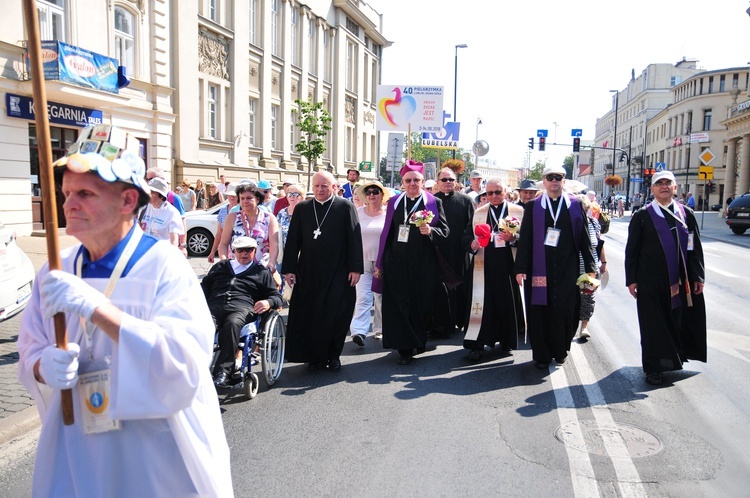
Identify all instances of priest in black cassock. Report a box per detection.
[282,171,363,372]
[514,165,597,369]
[433,167,475,336]
[372,161,449,365]
[625,170,706,386]
[462,178,525,360]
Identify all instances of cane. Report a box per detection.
[22,0,75,425]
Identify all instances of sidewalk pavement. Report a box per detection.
[1,214,748,442]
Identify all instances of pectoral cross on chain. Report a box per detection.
[313,228,322,239]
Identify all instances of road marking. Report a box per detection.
[549,365,601,497]
[570,343,648,497]
[707,266,736,278]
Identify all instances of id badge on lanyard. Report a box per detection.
[74,227,142,434]
[494,233,506,248]
[544,228,561,247]
[398,224,410,243]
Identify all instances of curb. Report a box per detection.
[0,406,40,447]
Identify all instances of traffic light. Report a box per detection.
[573,137,580,153]
[528,137,534,150]
[539,137,546,151]
[643,168,655,188]
[707,181,716,193]
[619,152,627,163]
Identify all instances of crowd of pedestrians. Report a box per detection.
[15,120,709,495]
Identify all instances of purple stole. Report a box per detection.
[646,201,689,309]
[372,191,439,293]
[530,194,583,305]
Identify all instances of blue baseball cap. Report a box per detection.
[257,179,272,190]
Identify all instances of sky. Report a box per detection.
[371,0,750,171]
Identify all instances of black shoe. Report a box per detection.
[352,334,365,347]
[555,356,567,365]
[535,361,549,369]
[308,361,325,371]
[397,355,412,365]
[213,372,229,388]
[645,372,662,385]
[328,359,342,372]
[499,344,512,352]
[467,348,483,361]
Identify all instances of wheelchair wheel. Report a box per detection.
[261,311,286,387]
[243,372,259,400]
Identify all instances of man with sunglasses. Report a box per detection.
[202,237,283,387]
[432,167,475,337]
[463,178,525,360]
[514,165,597,369]
[625,170,706,386]
[373,160,449,365]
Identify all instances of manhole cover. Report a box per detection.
[555,419,663,458]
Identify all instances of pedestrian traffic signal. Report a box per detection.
[539,137,546,151]
[573,137,580,152]
[528,137,534,150]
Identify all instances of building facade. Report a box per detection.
[593,60,701,199]
[0,0,389,235]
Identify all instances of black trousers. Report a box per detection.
[211,305,255,376]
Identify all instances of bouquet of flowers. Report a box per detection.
[500,216,521,235]
[410,209,434,227]
[576,273,601,294]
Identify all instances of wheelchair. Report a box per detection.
[213,309,286,400]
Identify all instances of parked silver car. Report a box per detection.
[185,202,228,257]
[0,222,35,322]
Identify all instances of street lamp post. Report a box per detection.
[452,43,468,159]
[609,89,620,196]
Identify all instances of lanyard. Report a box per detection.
[544,193,565,228]
[489,202,507,231]
[75,227,143,362]
[402,193,424,223]
[659,201,688,229]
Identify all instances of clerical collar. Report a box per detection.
[315,194,334,205]
[657,199,674,211]
[231,259,254,274]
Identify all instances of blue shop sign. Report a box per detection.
[27,41,119,94]
[5,93,103,128]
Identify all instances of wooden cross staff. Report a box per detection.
[22,0,75,425]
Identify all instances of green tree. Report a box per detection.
[563,154,574,179]
[528,159,547,180]
[293,98,333,190]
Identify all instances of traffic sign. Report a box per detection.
[699,148,716,165]
[571,129,582,137]
[655,162,666,172]
[698,165,714,180]
[631,178,643,183]
[537,129,548,138]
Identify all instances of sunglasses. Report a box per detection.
[364,188,382,196]
[234,247,254,253]
[653,180,673,187]
[287,192,302,198]
[439,178,455,183]
[545,174,564,182]
[403,178,422,184]
[262,189,271,194]
[486,190,504,196]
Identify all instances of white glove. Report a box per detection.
[40,270,110,321]
[39,343,80,389]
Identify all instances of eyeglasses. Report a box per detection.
[545,174,564,182]
[234,247,254,253]
[287,192,302,198]
[653,180,673,187]
[262,189,271,194]
[439,178,455,183]
[403,178,422,184]
[486,190,504,196]
[363,188,382,196]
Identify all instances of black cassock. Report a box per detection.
[282,196,363,364]
[433,191,475,333]
[462,203,524,350]
[514,196,596,363]
[381,196,449,352]
[625,205,707,374]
